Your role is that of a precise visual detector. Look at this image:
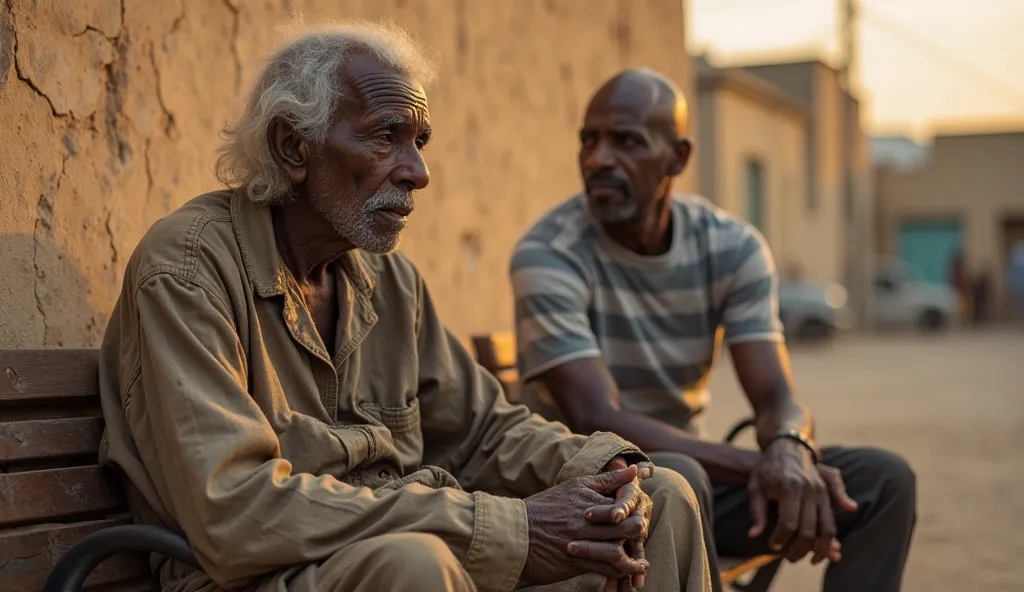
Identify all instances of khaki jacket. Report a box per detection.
[98,191,644,591]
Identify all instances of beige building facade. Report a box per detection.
[696,60,811,279]
[697,58,874,318]
[875,130,1024,317]
[0,0,695,348]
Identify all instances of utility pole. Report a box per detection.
[839,0,857,93]
[837,0,873,327]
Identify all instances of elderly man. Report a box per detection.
[510,68,916,592]
[97,23,710,592]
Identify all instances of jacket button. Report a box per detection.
[379,469,392,480]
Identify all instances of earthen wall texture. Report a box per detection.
[0,0,693,347]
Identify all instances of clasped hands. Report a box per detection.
[520,456,654,591]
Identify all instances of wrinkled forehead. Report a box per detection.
[339,53,429,120]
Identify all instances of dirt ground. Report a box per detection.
[701,328,1024,591]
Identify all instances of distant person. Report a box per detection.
[1010,241,1024,322]
[972,268,991,325]
[510,68,917,592]
[949,249,971,322]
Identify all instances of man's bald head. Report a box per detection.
[577,68,693,226]
[587,68,688,139]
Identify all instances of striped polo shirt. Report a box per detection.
[510,193,783,434]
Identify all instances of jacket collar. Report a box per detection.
[230,192,377,299]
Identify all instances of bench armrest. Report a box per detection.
[43,525,199,592]
[723,417,757,444]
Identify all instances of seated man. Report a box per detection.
[510,68,916,592]
[97,23,711,592]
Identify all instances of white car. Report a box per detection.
[778,281,852,342]
[871,259,958,331]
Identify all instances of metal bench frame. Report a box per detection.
[43,526,198,592]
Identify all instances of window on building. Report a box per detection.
[745,158,766,236]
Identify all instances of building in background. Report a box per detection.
[872,135,931,169]
[696,57,874,322]
[874,129,1024,318]
[696,56,810,274]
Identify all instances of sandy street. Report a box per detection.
[702,328,1024,591]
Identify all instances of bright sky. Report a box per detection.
[687,0,1024,139]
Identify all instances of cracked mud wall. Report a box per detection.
[0,0,693,347]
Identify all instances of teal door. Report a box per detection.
[898,220,963,283]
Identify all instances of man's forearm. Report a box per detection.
[753,393,814,451]
[587,411,759,486]
[728,341,815,451]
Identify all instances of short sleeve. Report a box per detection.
[721,228,785,344]
[509,240,601,382]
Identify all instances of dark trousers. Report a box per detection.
[650,447,917,592]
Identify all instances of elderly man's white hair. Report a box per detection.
[216,21,438,204]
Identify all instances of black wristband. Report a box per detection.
[768,429,820,464]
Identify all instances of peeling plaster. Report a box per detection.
[149,37,176,138]
[11,0,116,118]
[32,149,71,345]
[222,0,242,94]
[10,9,61,117]
[104,211,119,267]
[0,3,13,96]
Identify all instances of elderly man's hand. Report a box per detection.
[596,458,654,525]
[578,457,655,591]
[519,466,650,588]
[602,456,654,478]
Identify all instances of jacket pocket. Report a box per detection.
[358,397,421,433]
[357,398,423,471]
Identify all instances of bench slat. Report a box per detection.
[0,518,149,590]
[471,333,517,372]
[721,554,780,585]
[0,349,100,402]
[0,466,124,527]
[0,417,104,462]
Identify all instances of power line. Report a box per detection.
[696,29,838,66]
[690,0,839,61]
[692,0,1024,107]
[691,0,821,17]
[858,5,1024,106]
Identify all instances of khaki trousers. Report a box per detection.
[258,467,711,591]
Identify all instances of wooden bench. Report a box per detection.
[3,343,777,591]
[0,349,196,592]
[469,332,783,592]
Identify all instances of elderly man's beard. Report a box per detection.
[312,183,416,255]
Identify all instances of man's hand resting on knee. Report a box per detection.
[519,465,652,589]
[747,439,858,565]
